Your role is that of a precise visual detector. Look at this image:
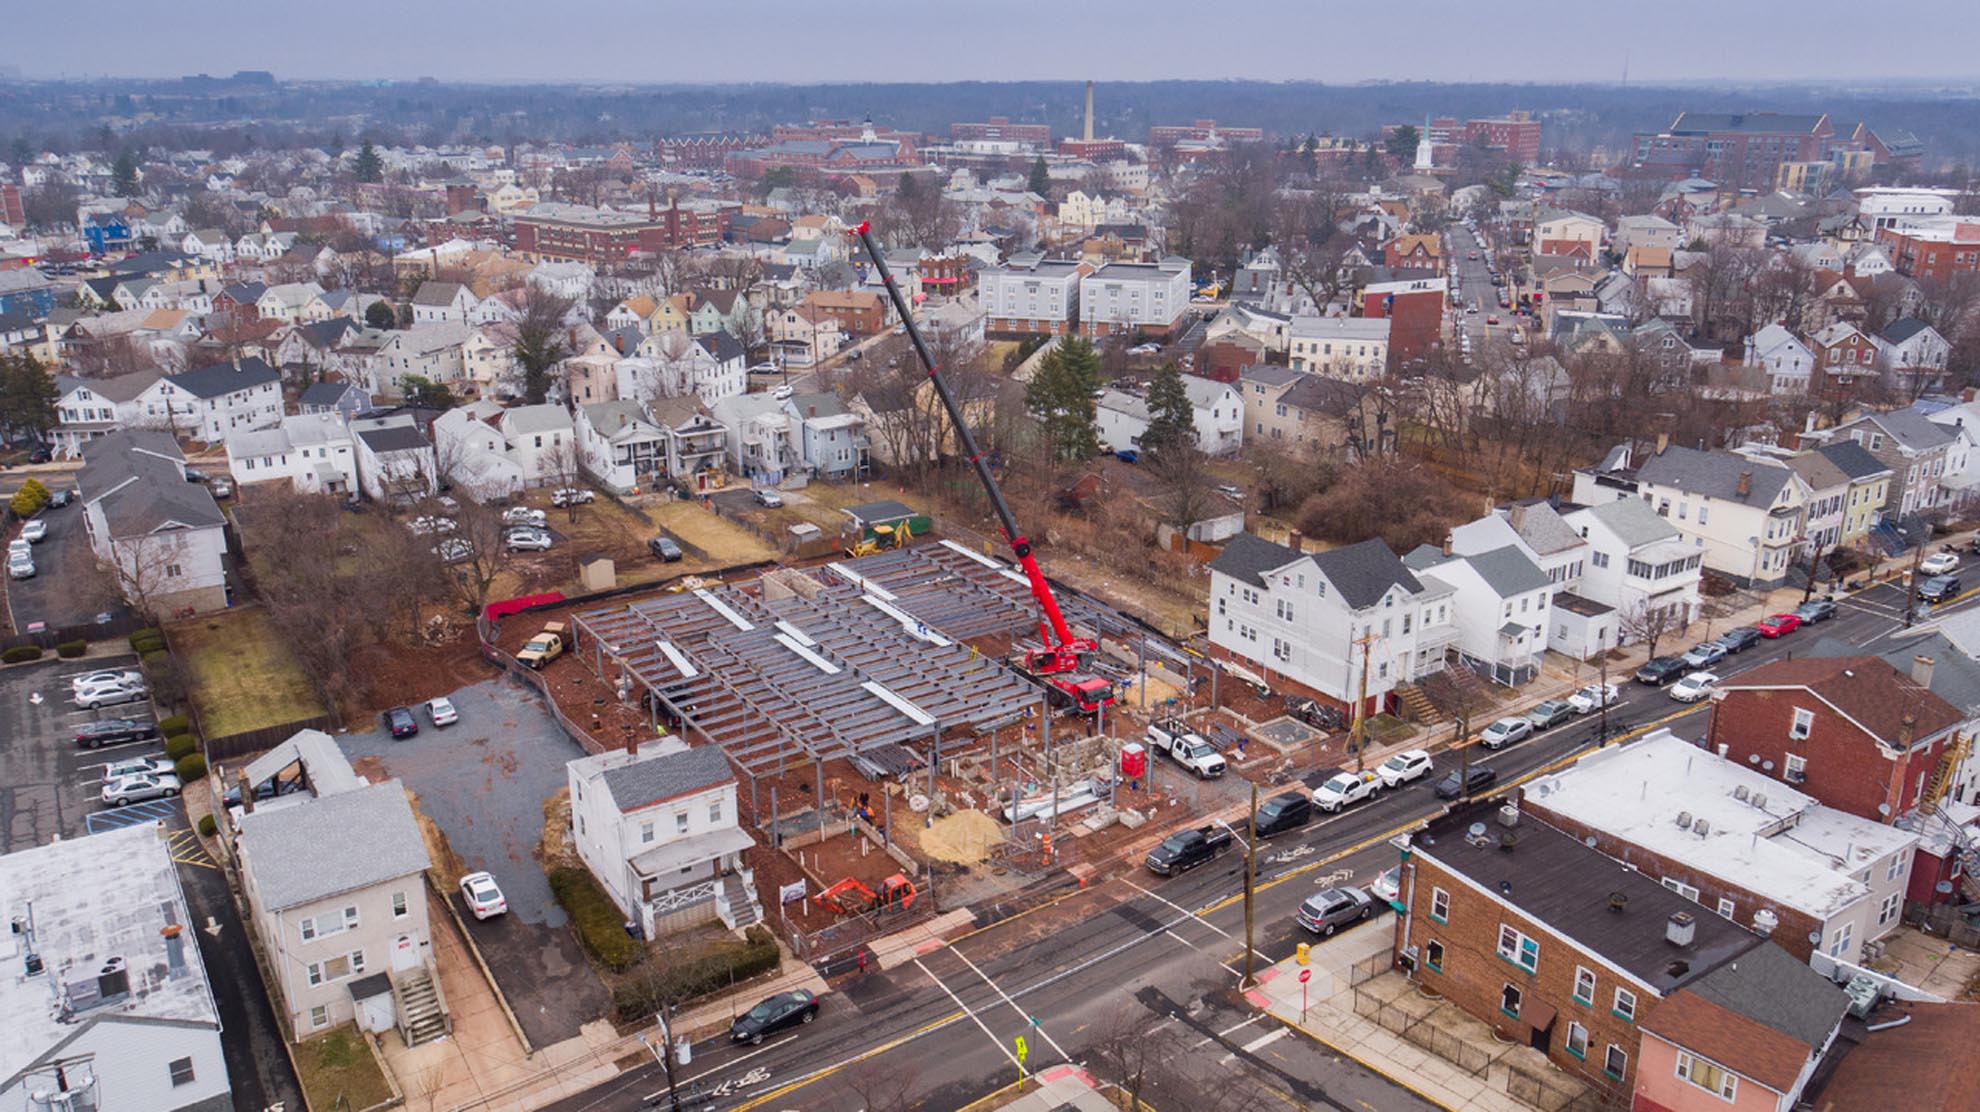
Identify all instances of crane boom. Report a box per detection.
[851,221,1094,674]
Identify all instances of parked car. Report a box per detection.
[1920,575,1961,604]
[426,697,459,727]
[384,706,418,739]
[408,515,456,536]
[1755,613,1803,638]
[1796,598,1839,624]
[21,519,46,543]
[71,669,143,691]
[1145,719,1227,779]
[27,446,50,464]
[8,552,34,579]
[458,871,509,920]
[1313,769,1381,812]
[550,487,594,507]
[1567,683,1619,715]
[74,718,159,749]
[183,467,208,483]
[1635,656,1690,685]
[1669,672,1721,703]
[433,538,473,564]
[1375,748,1433,788]
[102,772,181,807]
[103,756,174,782]
[1717,627,1764,654]
[1214,484,1245,501]
[1681,642,1727,669]
[1434,765,1499,800]
[648,535,683,562]
[1479,716,1533,749]
[210,479,232,499]
[505,527,553,552]
[1921,551,1960,577]
[1145,825,1233,876]
[730,989,819,1046]
[1296,886,1375,936]
[1369,866,1402,907]
[47,489,73,508]
[74,679,146,709]
[502,507,547,528]
[1525,700,1576,731]
[771,384,795,401]
[753,488,784,508]
[1252,792,1313,838]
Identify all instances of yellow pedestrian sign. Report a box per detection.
[1014,1035,1027,1063]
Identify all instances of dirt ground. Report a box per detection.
[338,622,492,723]
[648,498,778,566]
[789,827,911,896]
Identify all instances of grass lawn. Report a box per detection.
[171,607,326,738]
[647,500,777,566]
[293,1026,394,1111]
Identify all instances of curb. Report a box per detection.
[1259,1005,1458,1112]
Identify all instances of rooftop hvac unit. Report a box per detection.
[1752,793,1768,810]
[1694,819,1711,837]
[1752,908,1780,936]
[1733,785,1751,802]
[1676,811,1693,830]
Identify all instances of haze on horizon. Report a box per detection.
[9,0,1979,87]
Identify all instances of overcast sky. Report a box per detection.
[10,0,1977,85]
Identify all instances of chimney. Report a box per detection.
[624,731,640,758]
[1666,911,1696,948]
[1441,531,1453,558]
[1286,530,1302,552]
[237,770,254,814]
[1913,655,1936,689]
[1655,431,1669,455]
[1083,81,1095,143]
[807,405,817,418]
[1899,713,1916,749]
[1736,470,1752,499]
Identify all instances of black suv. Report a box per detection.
[1717,627,1764,654]
[649,535,683,562]
[1635,656,1690,685]
[74,718,160,749]
[1434,766,1498,800]
[1254,792,1313,838]
[1920,576,1961,604]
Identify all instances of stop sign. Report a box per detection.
[1298,969,1312,984]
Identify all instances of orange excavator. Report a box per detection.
[814,873,918,917]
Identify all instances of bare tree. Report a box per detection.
[107,530,197,621]
[1619,598,1684,661]
[545,439,585,525]
[439,501,516,614]
[1147,444,1219,535]
[840,1057,921,1112]
[1085,1006,1166,1111]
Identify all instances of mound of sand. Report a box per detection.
[918,809,1005,865]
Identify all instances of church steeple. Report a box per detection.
[1414,114,1434,172]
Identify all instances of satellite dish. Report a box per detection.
[1878,803,1892,816]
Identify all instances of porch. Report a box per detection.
[630,825,760,938]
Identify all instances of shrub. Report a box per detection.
[141,650,169,672]
[548,866,643,972]
[132,635,166,656]
[610,925,782,1024]
[158,715,190,737]
[9,478,49,518]
[164,734,198,760]
[197,814,218,837]
[56,640,86,658]
[174,753,208,782]
[128,627,162,650]
[1,645,43,663]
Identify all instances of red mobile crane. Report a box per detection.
[851,222,1114,714]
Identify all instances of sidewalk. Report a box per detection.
[963,1065,1115,1112]
[1245,931,1543,1112]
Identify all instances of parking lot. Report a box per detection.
[0,653,209,867]
[4,495,131,632]
[334,672,611,1047]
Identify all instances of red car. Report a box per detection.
[1754,614,1803,638]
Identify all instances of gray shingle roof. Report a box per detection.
[601,745,735,813]
[1856,407,1954,451]
[1635,445,1797,505]
[1209,533,1303,588]
[1465,545,1555,597]
[1813,439,1890,481]
[170,356,280,399]
[300,380,359,407]
[1507,502,1583,556]
[237,782,431,910]
[357,425,429,453]
[1880,316,1933,344]
[1810,632,1980,716]
[1677,938,1849,1050]
[1310,538,1423,609]
[1580,493,1678,547]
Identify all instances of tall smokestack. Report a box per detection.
[1084,81,1095,143]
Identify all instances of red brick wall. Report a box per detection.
[1400,852,1644,1098]
[1704,691,1941,824]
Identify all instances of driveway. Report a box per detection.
[336,673,612,1047]
[4,499,130,632]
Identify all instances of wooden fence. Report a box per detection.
[202,715,339,762]
[0,611,151,655]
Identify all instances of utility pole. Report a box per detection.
[1802,539,1827,605]
[1903,535,1928,629]
[1242,781,1258,988]
[1349,631,1376,773]
[1456,704,1473,797]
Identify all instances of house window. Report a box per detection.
[165,564,183,578]
[309,1005,329,1030]
[1717,897,1737,919]
[1424,939,1444,972]
[640,821,655,844]
[1613,987,1637,1023]
[1661,877,1700,902]
[1829,921,1854,958]
[1572,966,1595,1005]
[1879,892,1901,925]
[169,1057,196,1087]
[1888,856,1906,883]
[392,891,409,919]
[1430,887,1450,923]
[1592,551,1609,568]
[1785,753,1808,784]
[1790,708,1814,740]
[676,812,690,834]
[709,802,722,824]
[1496,924,1540,972]
[1675,1052,1738,1100]
[1605,1045,1628,1081]
[1500,983,1522,1018]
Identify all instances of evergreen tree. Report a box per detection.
[1139,362,1197,456]
[0,353,59,443]
[1384,125,1420,161]
[364,299,399,330]
[1027,155,1050,196]
[354,140,383,184]
[111,149,139,197]
[1023,337,1101,463]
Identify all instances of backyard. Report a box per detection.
[292,1025,394,1112]
[169,606,327,738]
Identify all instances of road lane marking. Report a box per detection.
[949,947,1072,1063]
[1121,877,1233,938]
[914,957,1022,1070]
[636,1035,795,1103]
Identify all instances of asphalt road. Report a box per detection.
[1446,224,1515,356]
[4,497,131,632]
[542,561,1976,1112]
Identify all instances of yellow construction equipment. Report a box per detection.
[842,523,909,559]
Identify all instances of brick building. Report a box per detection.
[1358,277,1446,364]
[1706,655,1962,828]
[514,200,728,264]
[798,289,890,337]
[1396,801,1833,1101]
[1,182,22,229]
[1876,216,1980,284]
[1149,119,1265,145]
[656,132,767,170]
[1629,112,1836,189]
[951,117,1051,144]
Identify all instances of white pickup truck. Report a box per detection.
[1145,719,1228,779]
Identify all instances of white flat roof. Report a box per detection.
[1522,730,1914,919]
